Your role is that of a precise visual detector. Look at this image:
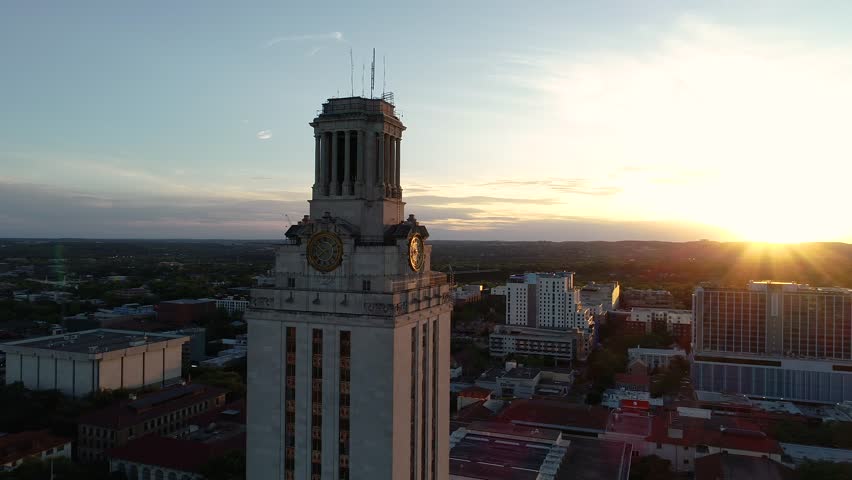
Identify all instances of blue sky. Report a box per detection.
[2,1,852,241]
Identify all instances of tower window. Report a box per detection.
[362,280,371,292]
[287,277,296,289]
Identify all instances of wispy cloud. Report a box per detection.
[266,31,343,47]
[479,179,621,196]
[256,130,272,140]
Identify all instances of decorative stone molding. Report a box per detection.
[251,296,274,308]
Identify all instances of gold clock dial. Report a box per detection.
[307,232,343,273]
[408,234,425,272]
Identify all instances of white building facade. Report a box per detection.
[1,329,187,397]
[245,97,452,480]
[628,347,687,370]
[505,272,592,331]
[214,296,250,314]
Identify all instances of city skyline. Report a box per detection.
[3,2,852,243]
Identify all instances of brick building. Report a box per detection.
[77,383,227,462]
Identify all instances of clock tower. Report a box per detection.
[246,96,452,480]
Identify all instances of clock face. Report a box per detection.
[307,232,344,273]
[408,234,425,272]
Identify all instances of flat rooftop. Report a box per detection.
[1,329,186,354]
[161,299,214,305]
[504,367,541,380]
[450,430,557,480]
[558,436,632,480]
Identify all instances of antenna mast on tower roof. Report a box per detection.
[370,48,375,99]
[349,48,354,96]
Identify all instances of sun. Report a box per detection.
[726,213,838,244]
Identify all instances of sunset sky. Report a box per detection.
[2,1,851,242]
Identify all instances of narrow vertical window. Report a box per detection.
[312,329,323,480]
[421,322,428,480]
[410,326,417,480]
[339,331,351,480]
[431,320,438,479]
[284,327,296,480]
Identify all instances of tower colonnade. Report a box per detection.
[314,129,401,199]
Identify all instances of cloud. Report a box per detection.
[266,31,344,47]
[0,180,307,239]
[0,180,732,241]
[406,195,554,205]
[484,15,852,241]
[307,46,323,57]
[479,179,621,196]
[256,130,272,140]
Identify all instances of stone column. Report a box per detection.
[395,137,401,197]
[321,132,330,196]
[343,130,352,195]
[388,135,396,197]
[313,134,321,194]
[384,133,391,197]
[330,131,339,196]
[376,132,385,195]
[356,130,365,196]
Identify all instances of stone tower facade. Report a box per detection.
[246,96,452,480]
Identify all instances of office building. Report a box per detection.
[624,308,692,343]
[245,96,452,480]
[1,329,188,397]
[623,288,675,308]
[473,363,574,399]
[489,324,592,361]
[78,383,228,462]
[489,285,507,296]
[692,281,852,403]
[580,281,621,312]
[453,285,482,306]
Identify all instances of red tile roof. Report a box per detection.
[0,430,71,465]
[107,434,243,473]
[459,386,492,400]
[647,409,782,455]
[498,399,610,433]
[454,400,498,425]
[78,383,228,430]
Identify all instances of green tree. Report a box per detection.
[0,457,122,480]
[191,369,246,397]
[199,450,246,480]
[795,460,852,480]
[650,356,690,398]
[629,455,675,480]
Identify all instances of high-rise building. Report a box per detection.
[692,281,852,402]
[579,281,621,312]
[245,96,452,480]
[505,272,591,330]
[497,272,594,361]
